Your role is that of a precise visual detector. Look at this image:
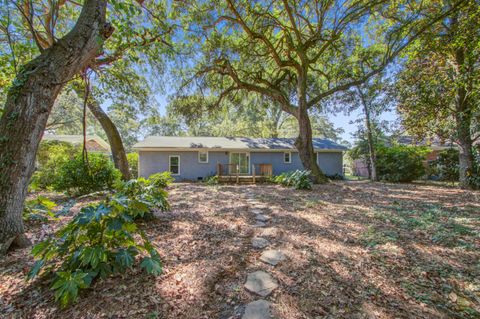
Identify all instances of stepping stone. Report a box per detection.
[260,249,286,266]
[256,227,278,237]
[255,214,270,222]
[254,221,267,227]
[244,271,278,297]
[251,209,263,215]
[251,237,269,249]
[242,300,271,319]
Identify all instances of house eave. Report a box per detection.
[133,147,345,153]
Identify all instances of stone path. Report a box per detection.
[240,192,287,319]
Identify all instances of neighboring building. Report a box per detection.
[133,136,347,181]
[395,136,457,162]
[42,134,111,153]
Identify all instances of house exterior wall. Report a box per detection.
[138,150,343,181]
[317,152,344,176]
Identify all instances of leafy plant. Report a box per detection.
[28,175,169,307]
[127,152,139,178]
[148,171,174,188]
[30,141,78,191]
[429,149,459,182]
[376,145,428,182]
[273,170,312,190]
[204,175,218,186]
[53,153,121,195]
[23,196,57,222]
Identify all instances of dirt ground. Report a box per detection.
[1,181,479,319]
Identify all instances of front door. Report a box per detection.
[229,152,249,174]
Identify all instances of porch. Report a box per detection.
[216,163,273,183]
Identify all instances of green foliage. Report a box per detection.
[23,196,57,222]
[54,153,121,195]
[429,149,459,182]
[273,170,312,190]
[127,152,139,178]
[148,172,174,188]
[376,145,428,182]
[204,175,218,186]
[30,141,78,191]
[27,175,169,307]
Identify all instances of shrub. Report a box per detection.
[30,141,78,190]
[204,175,219,186]
[273,170,312,190]
[28,175,168,307]
[376,145,428,182]
[127,153,139,178]
[428,149,459,182]
[148,172,174,188]
[53,153,121,195]
[23,196,57,222]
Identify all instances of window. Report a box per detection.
[169,156,180,175]
[198,151,208,163]
[284,152,291,163]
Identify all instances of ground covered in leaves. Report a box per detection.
[1,182,479,318]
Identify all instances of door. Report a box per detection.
[229,152,249,174]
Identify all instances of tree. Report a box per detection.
[396,0,479,188]
[174,0,463,183]
[1,0,171,180]
[330,74,394,180]
[0,0,112,254]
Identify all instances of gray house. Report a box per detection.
[133,136,347,181]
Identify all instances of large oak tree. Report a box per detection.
[174,0,463,182]
[0,0,112,254]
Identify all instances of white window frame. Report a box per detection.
[169,155,180,175]
[284,151,292,163]
[198,150,209,163]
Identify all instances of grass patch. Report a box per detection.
[369,204,479,249]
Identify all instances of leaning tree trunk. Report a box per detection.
[0,0,111,255]
[87,99,131,180]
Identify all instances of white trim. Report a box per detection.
[229,152,250,175]
[169,155,180,175]
[134,147,345,153]
[198,150,209,163]
[283,151,292,163]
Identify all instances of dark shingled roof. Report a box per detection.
[133,136,347,151]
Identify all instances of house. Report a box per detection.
[42,134,111,153]
[133,136,347,181]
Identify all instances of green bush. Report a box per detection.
[273,170,312,190]
[28,175,169,307]
[204,175,219,186]
[429,149,459,182]
[148,172,174,188]
[376,145,428,182]
[53,153,121,195]
[30,141,78,191]
[127,153,139,178]
[23,196,57,222]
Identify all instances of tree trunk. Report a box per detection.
[87,99,131,180]
[294,66,328,184]
[358,87,378,181]
[453,47,475,189]
[295,108,328,183]
[0,0,111,255]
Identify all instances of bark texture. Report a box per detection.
[87,100,131,180]
[0,0,111,255]
[454,46,475,189]
[358,87,378,181]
